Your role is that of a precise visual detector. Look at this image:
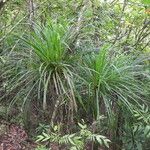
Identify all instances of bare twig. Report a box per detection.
[113,0,127,44]
[74,0,90,47]
[28,0,35,29]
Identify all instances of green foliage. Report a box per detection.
[36,123,50,134]
[141,0,150,5]
[35,145,49,150]
[133,104,150,124]
[82,45,149,121]
[123,105,150,150]
[36,121,111,149]
[0,0,150,149]
[23,21,67,63]
[1,21,79,120]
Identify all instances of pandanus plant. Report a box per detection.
[83,45,150,122]
[1,21,80,125]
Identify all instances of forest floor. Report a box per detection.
[0,119,37,150]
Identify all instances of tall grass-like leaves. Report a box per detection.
[1,21,79,122]
[83,45,150,121]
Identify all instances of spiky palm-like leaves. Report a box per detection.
[1,22,78,123]
[83,46,150,121]
[1,21,149,130]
